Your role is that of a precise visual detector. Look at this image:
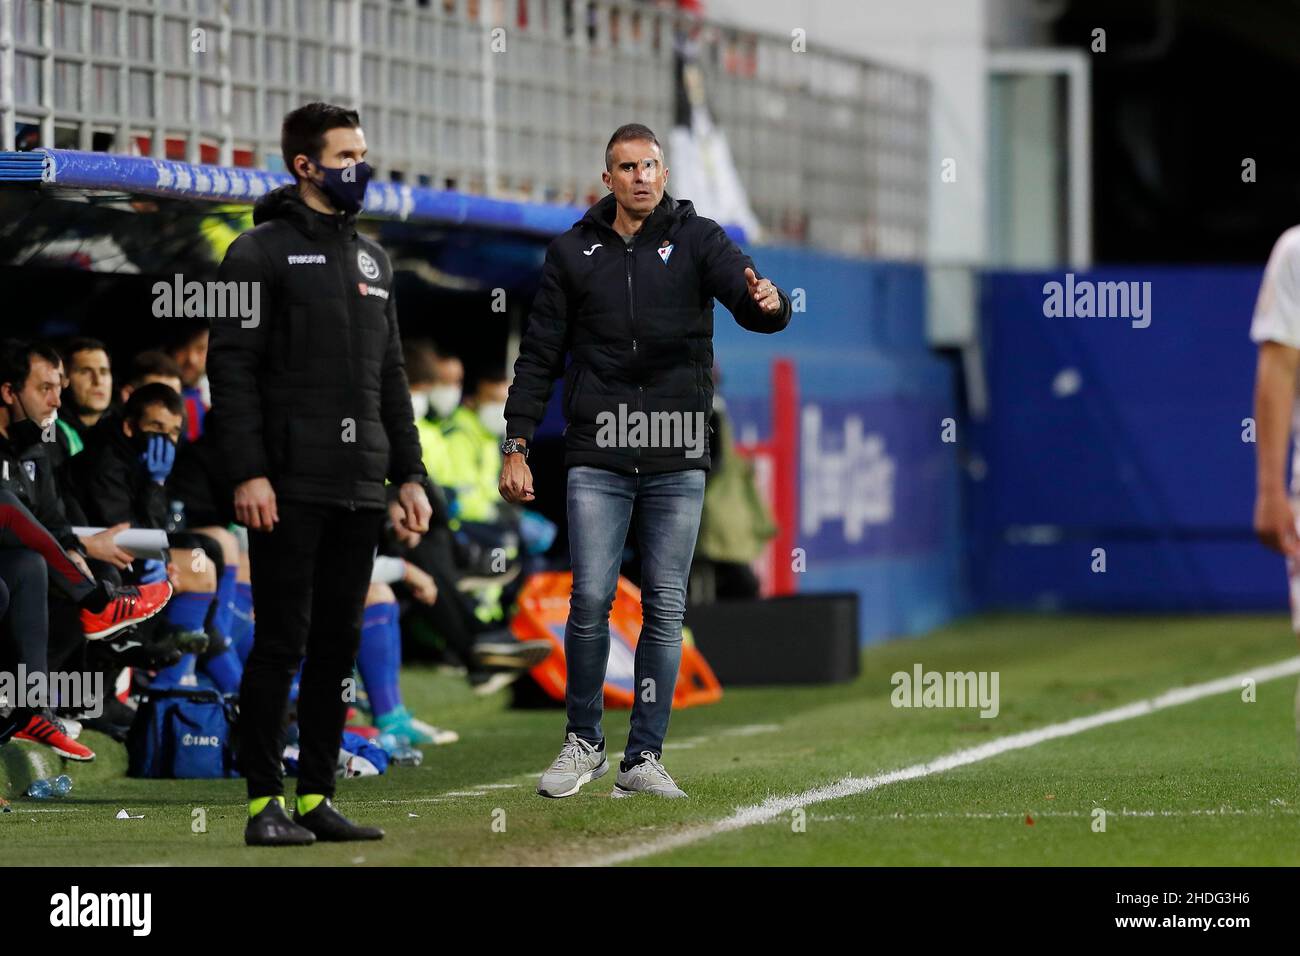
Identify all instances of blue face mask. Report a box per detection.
[311,157,372,215]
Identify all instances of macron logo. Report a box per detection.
[287,254,326,265]
[582,243,602,256]
[50,886,151,937]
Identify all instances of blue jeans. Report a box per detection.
[564,465,706,764]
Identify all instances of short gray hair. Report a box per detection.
[605,123,661,171]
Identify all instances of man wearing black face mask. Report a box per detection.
[209,102,431,847]
[70,383,184,532]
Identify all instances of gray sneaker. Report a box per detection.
[612,752,687,799]
[537,733,608,798]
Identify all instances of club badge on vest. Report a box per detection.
[658,242,674,264]
[357,249,381,280]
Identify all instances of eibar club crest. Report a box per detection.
[657,242,674,265]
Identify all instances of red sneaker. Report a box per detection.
[14,714,96,761]
[80,581,174,641]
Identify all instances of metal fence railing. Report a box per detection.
[0,0,929,257]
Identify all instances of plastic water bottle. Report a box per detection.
[52,774,73,796]
[376,732,422,766]
[378,733,423,766]
[26,779,52,799]
[390,746,423,767]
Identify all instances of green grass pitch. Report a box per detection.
[3,612,1299,866]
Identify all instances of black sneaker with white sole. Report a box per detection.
[469,668,525,696]
[471,630,552,670]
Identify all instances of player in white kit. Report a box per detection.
[1250,226,1300,739]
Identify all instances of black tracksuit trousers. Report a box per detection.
[239,499,383,799]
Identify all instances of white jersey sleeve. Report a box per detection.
[1251,226,1300,348]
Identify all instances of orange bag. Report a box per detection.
[511,571,723,709]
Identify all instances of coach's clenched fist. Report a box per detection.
[234,476,279,531]
[397,480,432,535]
[499,442,535,503]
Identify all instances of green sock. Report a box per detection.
[248,795,285,818]
[296,793,327,816]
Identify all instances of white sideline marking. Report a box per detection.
[671,723,781,751]
[802,806,1300,822]
[342,796,455,806]
[579,657,1300,866]
[5,807,84,814]
[718,723,782,737]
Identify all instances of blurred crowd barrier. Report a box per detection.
[0,0,928,256]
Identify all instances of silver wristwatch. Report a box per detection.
[500,437,529,460]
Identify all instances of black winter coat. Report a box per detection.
[208,185,426,510]
[0,429,80,550]
[504,193,791,475]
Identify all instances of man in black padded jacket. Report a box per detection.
[500,124,791,801]
[209,103,432,847]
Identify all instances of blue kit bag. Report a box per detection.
[127,687,238,779]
